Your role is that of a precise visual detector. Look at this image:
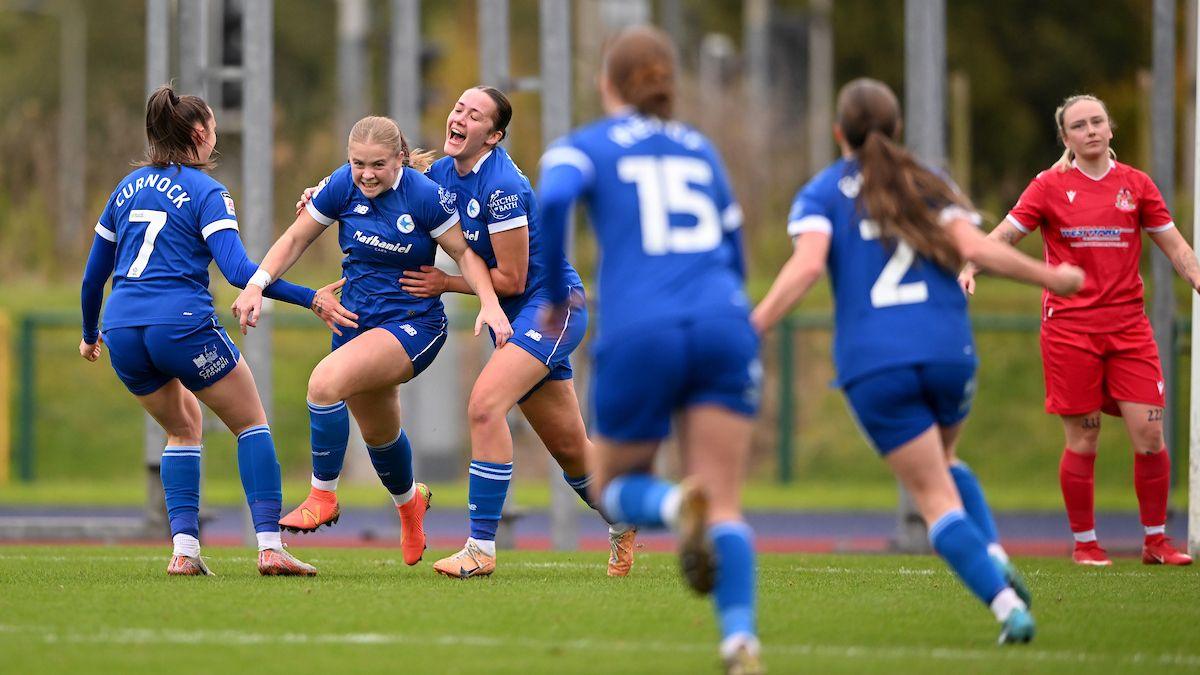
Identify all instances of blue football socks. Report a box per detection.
[929,509,1006,606]
[236,424,283,534]
[308,400,349,484]
[368,430,415,500]
[950,462,1000,545]
[468,461,512,541]
[711,521,758,643]
[161,445,202,538]
[602,473,678,529]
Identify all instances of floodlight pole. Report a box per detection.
[1151,0,1177,475]
[1189,0,1200,558]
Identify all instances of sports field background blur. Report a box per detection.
[0,0,1193,512]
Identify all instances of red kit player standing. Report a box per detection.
[959,94,1196,566]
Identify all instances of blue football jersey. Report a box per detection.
[306,163,460,324]
[538,113,748,343]
[97,165,242,329]
[427,147,581,317]
[788,158,976,386]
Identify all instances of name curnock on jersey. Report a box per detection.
[115,172,192,209]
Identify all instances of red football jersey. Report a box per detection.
[1006,160,1174,333]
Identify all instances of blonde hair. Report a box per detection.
[1052,94,1117,173]
[348,116,436,173]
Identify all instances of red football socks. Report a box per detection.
[1134,449,1170,535]
[1059,449,1096,538]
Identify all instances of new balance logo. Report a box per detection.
[1066,190,1077,204]
[353,204,369,214]
[399,324,418,337]
[525,329,543,342]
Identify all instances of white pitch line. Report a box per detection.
[0,624,1196,668]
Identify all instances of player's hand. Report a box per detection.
[79,335,103,362]
[399,265,449,298]
[311,278,359,336]
[476,303,513,347]
[294,186,317,216]
[536,302,570,340]
[1048,263,1085,297]
[957,264,978,296]
[231,284,265,335]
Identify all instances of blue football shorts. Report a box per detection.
[842,361,977,455]
[104,315,241,396]
[591,314,761,442]
[331,308,448,379]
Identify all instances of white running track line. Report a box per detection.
[0,624,1197,667]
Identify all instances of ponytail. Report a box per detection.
[139,84,215,170]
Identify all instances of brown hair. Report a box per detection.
[348,115,436,173]
[139,84,215,170]
[1052,94,1117,172]
[473,86,513,142]
[837,78,965,271]
[603,25,676,119]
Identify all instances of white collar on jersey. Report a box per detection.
[1071,158,1116,182]
[391,168,404,191]
[471,149,494,174]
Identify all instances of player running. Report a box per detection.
[233,116,511,567]
[537,27,762,674]
[958,94,1197,567]
[753,78,1085,644]
[80,86,349,576]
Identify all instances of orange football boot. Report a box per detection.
[398,483,433,565]
[607,525,638,577]
[167,554,214,576]
[258,547,318,576]
[433,540,496,579]
[279,487,340,533]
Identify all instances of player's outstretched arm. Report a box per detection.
[435,224,513,346]
[750,232,831,335]
[231,211,330,334]
[1148,226,1200,292]
[947,216,1082,297]
[957,218,1028,295]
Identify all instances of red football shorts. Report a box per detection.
[1039,316,1165,416]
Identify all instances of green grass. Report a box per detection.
[0,547,1196,674]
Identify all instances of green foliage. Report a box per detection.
[0,547,1196,674]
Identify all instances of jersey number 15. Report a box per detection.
[617,156,722,256]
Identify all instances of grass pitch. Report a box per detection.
[0,547,1197,674]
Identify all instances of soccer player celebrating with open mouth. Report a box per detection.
[959,94,1196,567]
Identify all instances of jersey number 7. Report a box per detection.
[126,209,168,279]
[617,155,721,256]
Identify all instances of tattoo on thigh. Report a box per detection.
[1148,408,1163,422]
[1082,415,1101,429]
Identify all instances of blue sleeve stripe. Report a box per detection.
[487,215,528,234]
[201,218,239,240]
[430,211,460,238]
[540,146,594,182]
[305,201,336,227]
[787,215,833,237]
[94,222,116,242]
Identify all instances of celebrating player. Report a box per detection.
[80,85,349,576]
[537,27,762,674]
[753,78,1085,644]
[416,87,636,579]
[233,116,512,567]
[958,94,1197,566]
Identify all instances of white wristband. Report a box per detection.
[248,269,272,290]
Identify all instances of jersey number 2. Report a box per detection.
[126,209,167,279]
[859,219,927,307]
[617,156,721,255]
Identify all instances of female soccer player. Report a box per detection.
[958,94,1197,567]
[752,78,1085,644]
[537,26,763,674]
[233,116,511,568]
[80,85,350,576]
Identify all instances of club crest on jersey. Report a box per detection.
[221,191,236,216]
[1066,190,1077,204]
[488,189,520,221]
[353,203,370,215]
[1114,188,1136,212]
[838,174,862,198]
[438,186,458,215]
[396,213,415,234]
[467,198,481,218]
